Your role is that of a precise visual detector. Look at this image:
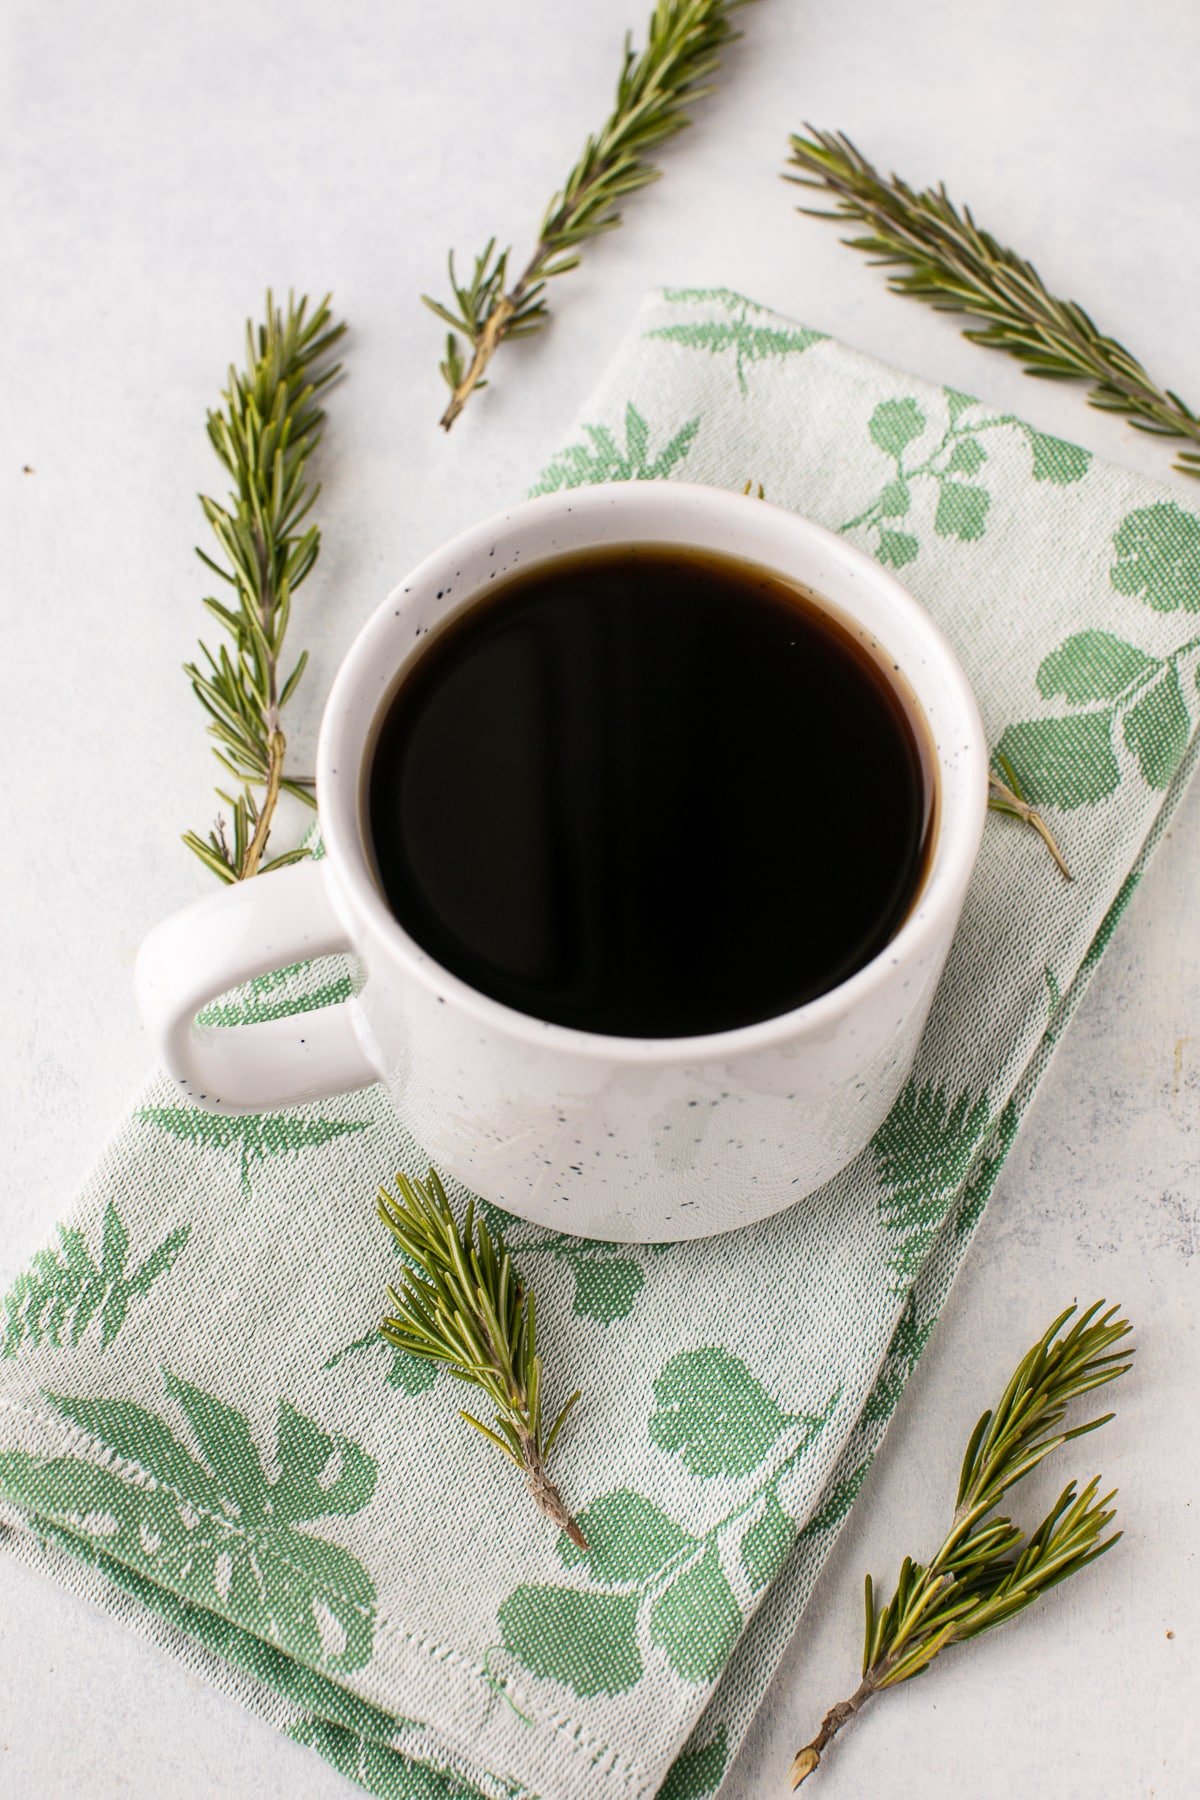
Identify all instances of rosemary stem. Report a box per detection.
[520,1428,589,1549]
[240,727,286,879]
[987,775,1072,881]
[790,1673,881,1787]
[237,521,286,877]
[439,293,517,430]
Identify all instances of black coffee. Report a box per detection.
[367,544,934,1037]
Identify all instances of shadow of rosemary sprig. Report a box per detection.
[378,1168,587,1547]
[183,292,345,882]
[790,1300,1133,1787]
[424,0,753,431]
[785,128,1200,480]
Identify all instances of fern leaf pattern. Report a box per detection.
[530,401,699,494]
[136,1106,372,1198]
[2,1204,190,1360]
[650,289,826,393]
[871,1081,992,1287]
[197,959,353,1027]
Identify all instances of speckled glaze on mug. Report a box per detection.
[136,483,988,1241]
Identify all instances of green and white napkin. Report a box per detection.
[4,288,1200,1800]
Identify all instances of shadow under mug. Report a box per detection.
[136,483,988,1242]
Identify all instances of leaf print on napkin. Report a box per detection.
[992,501,1200,811]
[648,1541,743,1681]
[659,1725,729,1800]
[497,1365,839,1695]
[839,391,1089,568]
[993,712,1121,810]
[1110,501,1200,611]
[197,960,353,1028]
[2,1203,190,1360]
[860,1298,934,1428]
[500,1216,670,1326]
[564,1488,699,1586]
[954,1099,1021,1240]
[323,1329,440,1396]
[869,397,927,456]
[565,1252,648,1323]
[995,627,1199,810]
[934,478,990,542]
[1025,432,1093,485]
[137,1106,372,1198]
[529,402,699,494]
[737,1487,794,1592]
[872,1081,992,1288]
[648,1348,795,1478]
[498,1583,644,1696]
[648,289,825,394]
[39,1522,403,1744]
[0,1373,378,1670]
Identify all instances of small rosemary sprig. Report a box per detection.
[424,0,750,430]
[989,755,1071,881]
[379,1169,587,1547]
[790,1300,1133,1787]
[183,292,346,882]
[785,128,1200,480]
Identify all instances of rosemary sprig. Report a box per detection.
[183,293,346,882]
[790,1300,1133,1787]
[424,0,750,430]
[378,1169,587,1547]
[785,128,1200,480]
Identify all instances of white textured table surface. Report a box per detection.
[2,2,1198,1794]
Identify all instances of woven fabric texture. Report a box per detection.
[3,288,1199,1800]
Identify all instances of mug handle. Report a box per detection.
[135,859,381,1114]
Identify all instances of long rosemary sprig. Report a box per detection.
[790,1301,1133,1787]
[183,293,346,882]
[785,128,1200,480]
[425,0,750,430]
[379,1169,587,1547]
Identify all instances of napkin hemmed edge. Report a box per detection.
[0,1417,662,1800]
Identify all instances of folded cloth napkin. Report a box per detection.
[4,287,1200,1800]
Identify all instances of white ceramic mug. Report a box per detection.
[137,483,987,1241]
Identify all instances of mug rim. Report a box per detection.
[317,482,989,1064]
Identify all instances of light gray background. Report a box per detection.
[1,1,1197,1794]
